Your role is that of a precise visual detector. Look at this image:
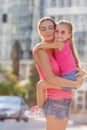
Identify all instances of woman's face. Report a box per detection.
[39,20,55,43]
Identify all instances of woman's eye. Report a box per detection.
[41,29,46,31]
[49,27,53,30]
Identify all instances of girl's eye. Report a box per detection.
[61,30,66,35]
[55,30,59,33]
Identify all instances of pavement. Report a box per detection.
[34,113,87,130]
[35,113,87,125]
[70,113,87,125]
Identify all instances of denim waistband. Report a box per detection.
[47,98,72,105]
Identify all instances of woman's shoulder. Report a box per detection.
[34,42,43,47]
[34,42,47,54]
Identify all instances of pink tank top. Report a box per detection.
[36,53,72,99]
[54,40,77,75]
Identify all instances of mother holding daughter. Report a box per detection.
[25,17,86,130]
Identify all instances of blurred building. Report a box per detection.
[0,0,87,112]
[0,0,31,60]
[0,0,33,78]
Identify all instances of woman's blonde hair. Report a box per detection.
[57,20,81,68]
[37,17,56,34]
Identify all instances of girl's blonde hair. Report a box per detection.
[37,17,56,34]
[57,20,81,68]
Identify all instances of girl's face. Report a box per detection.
[55,24,71,42]
[39,20,55,43]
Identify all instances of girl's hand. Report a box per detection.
[33,43,44,56]
[33,43,42,52]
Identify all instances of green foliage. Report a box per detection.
[0,82,13,95]
[28,61,40,107]
[0,61,28,101]
[0,80,28,100]
[15,83,29,98]
[0,67,28,100]
[6,68,18,85]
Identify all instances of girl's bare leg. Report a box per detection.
[37,80,47,108]
[37,80,60,108]
[46,116,69,130]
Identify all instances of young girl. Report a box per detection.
[25,19,85,119]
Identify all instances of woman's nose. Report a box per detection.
[46,29,50,33]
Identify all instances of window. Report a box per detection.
[50,0,56,7]
[2,14,7,23]
[64,0,72,7]
[59,0,64,7]
[29,0,34,7]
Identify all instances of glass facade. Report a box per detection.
[47,0,87,7]
[0,0,31,60]
[30,0,42,49]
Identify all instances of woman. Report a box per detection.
[26,17,83,130]
[32,17,84,130]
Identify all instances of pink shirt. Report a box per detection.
[36,53,72,100]
[54,40,77,75]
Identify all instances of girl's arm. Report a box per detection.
[33,41,64,54]
[35,49,83,89]
[43,42,64,50]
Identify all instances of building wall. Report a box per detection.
[0,59,33,79]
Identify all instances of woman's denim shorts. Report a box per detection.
[43,98,72,119]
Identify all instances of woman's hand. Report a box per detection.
[76,68,87,79]
[74,78,83,89]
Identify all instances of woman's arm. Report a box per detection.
[76,68,87,78]
[35,49,83,89]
